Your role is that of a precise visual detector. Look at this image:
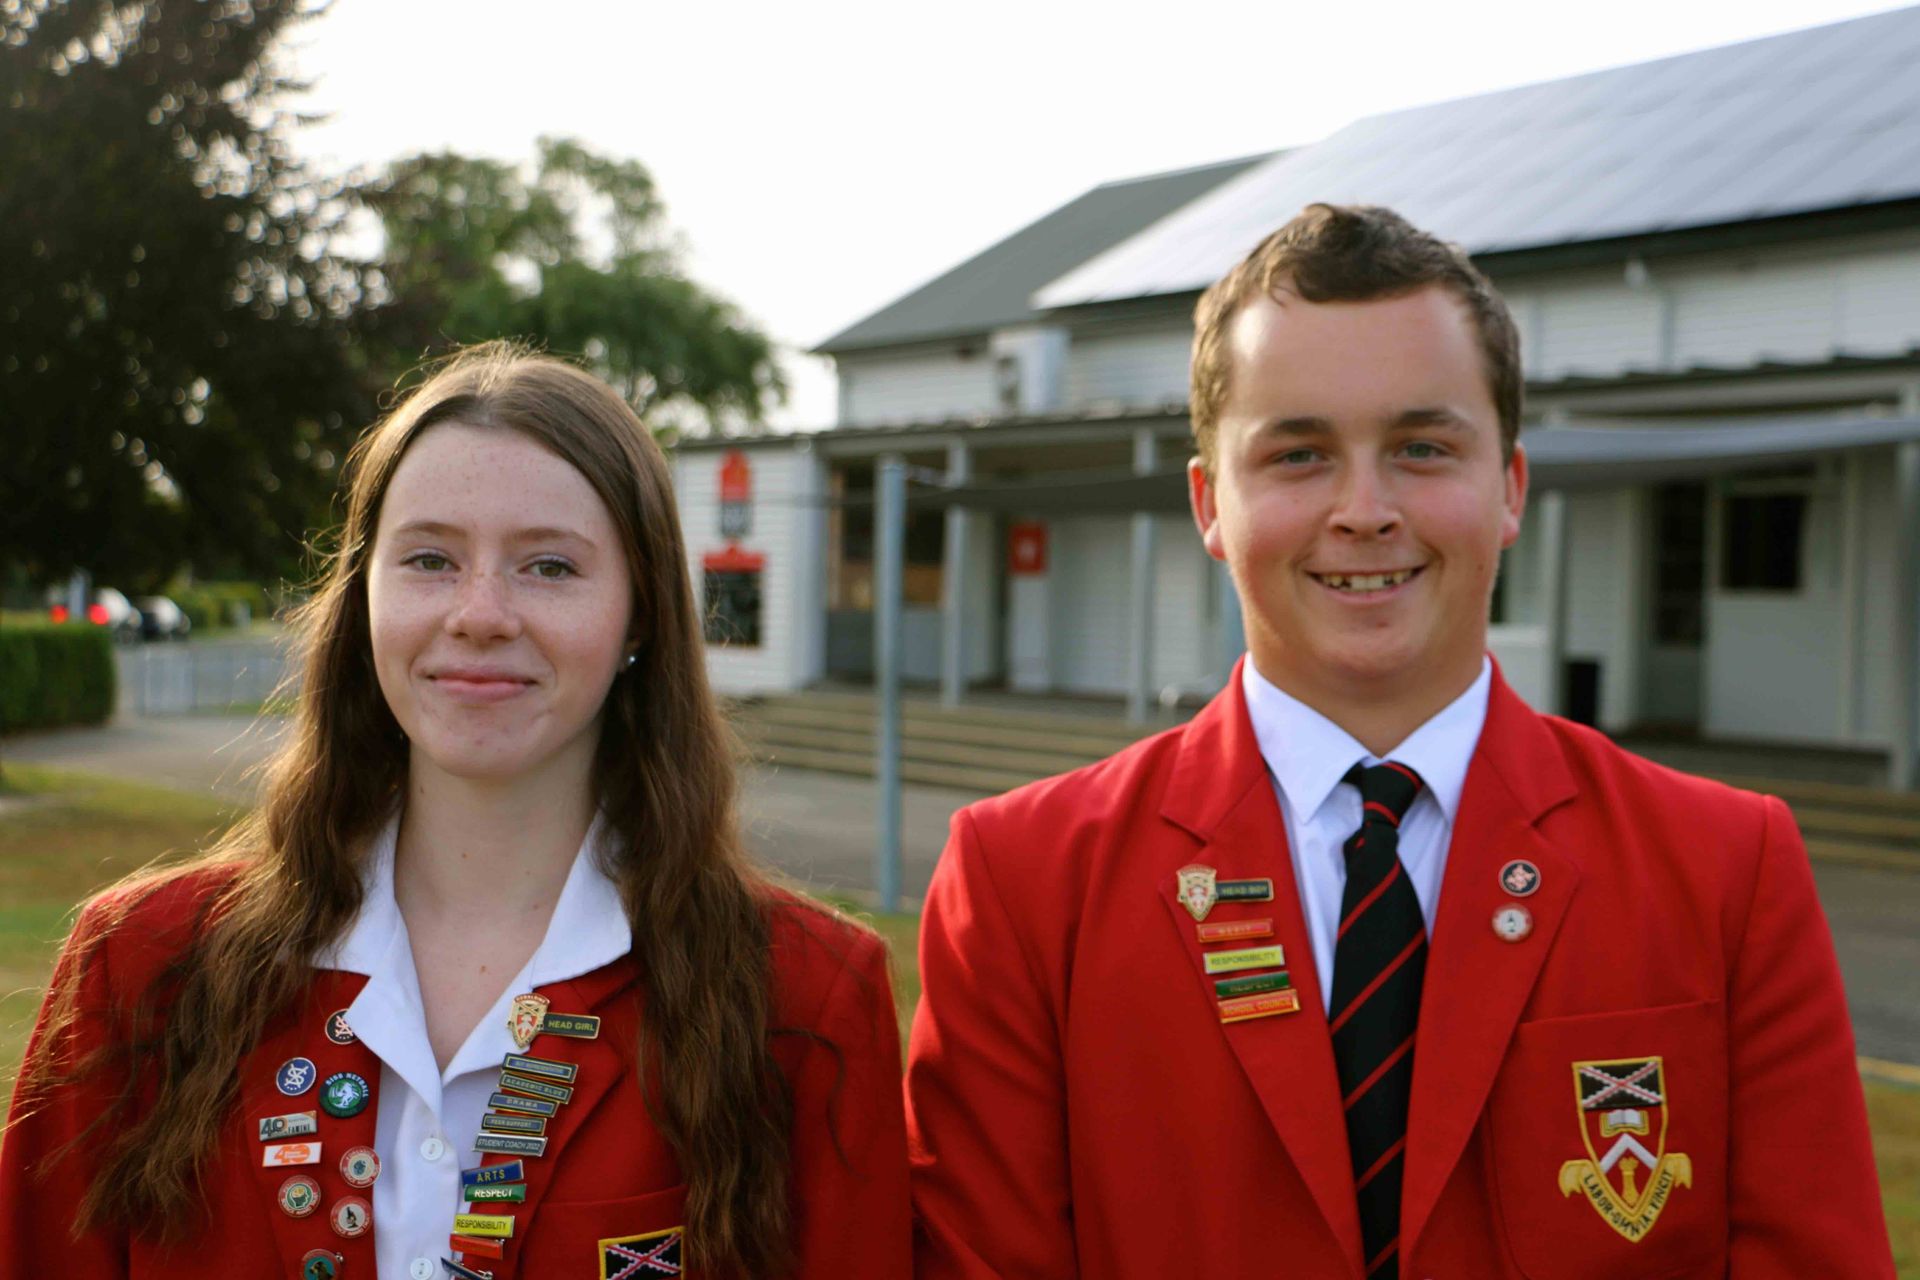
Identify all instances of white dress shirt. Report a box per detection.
[1240,657,1492,1013]
[315,813,632,1280]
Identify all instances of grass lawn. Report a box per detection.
[1,762,1915,1270]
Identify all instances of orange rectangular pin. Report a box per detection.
[1197,917,1274,945]
[1219,988,1301,1023]
[451,1233,506,1259]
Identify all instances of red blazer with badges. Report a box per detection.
[1,872,910,1279]
[905,660,1893,1279]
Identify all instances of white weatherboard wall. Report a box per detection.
[837,348,999,426]
[675,444,825,696]
[1065,326,1192,408]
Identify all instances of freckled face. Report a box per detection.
[1189,286,1527,709]
[367,423,634,786]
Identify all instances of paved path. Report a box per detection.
[7,714,1918,1065]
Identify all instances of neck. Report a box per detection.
[1249,652,1485,758]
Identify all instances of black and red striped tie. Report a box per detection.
[1330,760,1427,1280]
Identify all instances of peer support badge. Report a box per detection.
[1556,1056,1692,1241]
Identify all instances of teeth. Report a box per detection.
[1321,569,1415,592]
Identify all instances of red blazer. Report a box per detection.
[905,662,1892,1279]
[1,873,910,1278]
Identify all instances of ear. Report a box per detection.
[1189,457,1227,562]
[1499,442,1529,549]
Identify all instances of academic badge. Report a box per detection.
[1499,859,1542,897]
[340,1145,381,1187]
[1557,1057,1693,1241]
[320,1071,371,1118]
[1175,864,1218,921]
[508,993,551,1050]
[330,1194,372,1238]
[277,1174,321,1218]
[599,1227,684,1279]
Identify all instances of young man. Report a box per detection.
[904,204,1893,1278]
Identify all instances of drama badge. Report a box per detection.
[1175,864,1219,922]
[1557,1057,1693,1241]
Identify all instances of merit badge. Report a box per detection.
[508,993,551,1051]
[1217,877,1275,903]
[1213,970,1291,999]
[1196,916,1274,945]
[320,1071,371,1118]
[275,1056,318,1096]
[503,1053,579,1083]
[600,1227,683,1280]
[324,1008,357,1045]
[475,1133,548,1157]
[329,1194,372,1238]
[1219,989,1301,1023]
[340,1145,381,1187]
[277,1174,321,1218]
[488,1090,559,1117]
[452,1213,517,1239]
[462,1160,524,1188]
[537,1011,601,1039]
[1500,859,1542,897]
[1557,1057,1693,1241]
[1175,864,1219,921]
[258,1110,318,1142]
[300,1249,342,1280]
[498,1070,572,1103]
[1492,904,1533,942]
[263,1141,321,1167]
[465,1182,528,1203]
[1201,943,1285,975]
[452,1233,507,1259]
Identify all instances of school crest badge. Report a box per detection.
[508,992,550,1051]
[1175,864,1219,922]
[600,1227,683,1277]
[1556,1057,1693,1241]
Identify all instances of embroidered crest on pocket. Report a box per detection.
[599,1226,683,1277]
[1556,1056,1694,1241]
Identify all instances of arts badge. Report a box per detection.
[1555,1056,1693,1242]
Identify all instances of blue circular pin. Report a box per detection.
[1499,859,1541,898]
[276,1056,318,1096]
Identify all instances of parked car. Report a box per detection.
[48,587,144,643]
[135,596,192,641]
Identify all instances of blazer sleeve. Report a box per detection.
[786,928,912,1278]
[0,900,132,1274]
[906,806,1076,1280]
[1724,795,1893,1276]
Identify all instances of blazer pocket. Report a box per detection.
[518,1183,688,1277]
[1488,1000,1727,1280]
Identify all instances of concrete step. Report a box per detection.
[747,690,1176,741]
[739,720,1110,776]
[748,742,1039,795]
[742,701,1141,758]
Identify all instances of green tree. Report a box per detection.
[0,0,371,590]
[361,137,785,431]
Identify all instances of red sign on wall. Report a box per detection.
[718,450,752,539]
[1008,521,1048,575]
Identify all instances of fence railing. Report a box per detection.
[115,639,293,716]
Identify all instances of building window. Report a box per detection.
[1721,484,1806,592]
[704,569,762,647]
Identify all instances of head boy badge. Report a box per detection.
[509,993,551,1051]
[1557,1057,1692,1241]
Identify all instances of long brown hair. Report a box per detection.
[20,342,819,1276]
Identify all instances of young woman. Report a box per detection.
[1,345,910,1278]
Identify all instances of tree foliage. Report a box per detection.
[0,0,371,589]
[361,137,785,430]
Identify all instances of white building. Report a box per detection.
[675,5,1920,784]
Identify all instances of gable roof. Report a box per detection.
[1037,5,1920,310]
[815,153,1271,354]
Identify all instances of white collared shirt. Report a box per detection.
[1240,657,1492,1013]
[316,813,632,1280]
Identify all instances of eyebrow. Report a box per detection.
[1253,406,1474,438]
[390,519,598,547]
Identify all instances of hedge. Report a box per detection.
[0,623,116,732]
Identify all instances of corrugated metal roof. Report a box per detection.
[815,154,1272,354]
[1035,6,1920,311]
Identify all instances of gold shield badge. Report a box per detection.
[508,992,550,1051]
[1557,1056,1692,1241]
[1175,864,1219,922]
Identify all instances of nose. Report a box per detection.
[444,568,521,642]
[1329,457,1401,538]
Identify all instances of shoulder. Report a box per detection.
[1540,714,1776,834]
[763,889,893,1030]
[955,721,1190,860]
[68,861,247,998]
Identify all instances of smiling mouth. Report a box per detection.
[1310,567,1424,593]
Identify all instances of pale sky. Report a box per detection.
[284,0,1909,430]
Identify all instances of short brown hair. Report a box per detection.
[1189,203,1522,469]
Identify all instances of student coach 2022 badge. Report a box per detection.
[1556,1057,1693,1241]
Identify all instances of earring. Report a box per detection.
[623,652,638,671]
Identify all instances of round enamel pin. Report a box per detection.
[277,1174,321,1218]
[320,1071,370,1118]
[1492,903,1534,942]
[1499,859,1542,897]
[330,1194,372,1238]
[275,1056,317,1096]
[324,1009,356,1045]
[340,1145,381,1187]
[300,1249,341,1280]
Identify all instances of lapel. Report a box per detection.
[1401,668,1582,1255]
[241,970,380,1276]
[1159,661,1364,1278]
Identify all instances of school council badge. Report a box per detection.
[1557,1057,1692,1241]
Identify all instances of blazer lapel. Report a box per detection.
[1402,670,1582,1256]
[1160,662,1364,1277]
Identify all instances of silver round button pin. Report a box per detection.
[1492,903,1533,942]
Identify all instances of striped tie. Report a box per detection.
[1330,761,1427,1280]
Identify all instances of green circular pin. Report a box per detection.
[319,1071,370,1118]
